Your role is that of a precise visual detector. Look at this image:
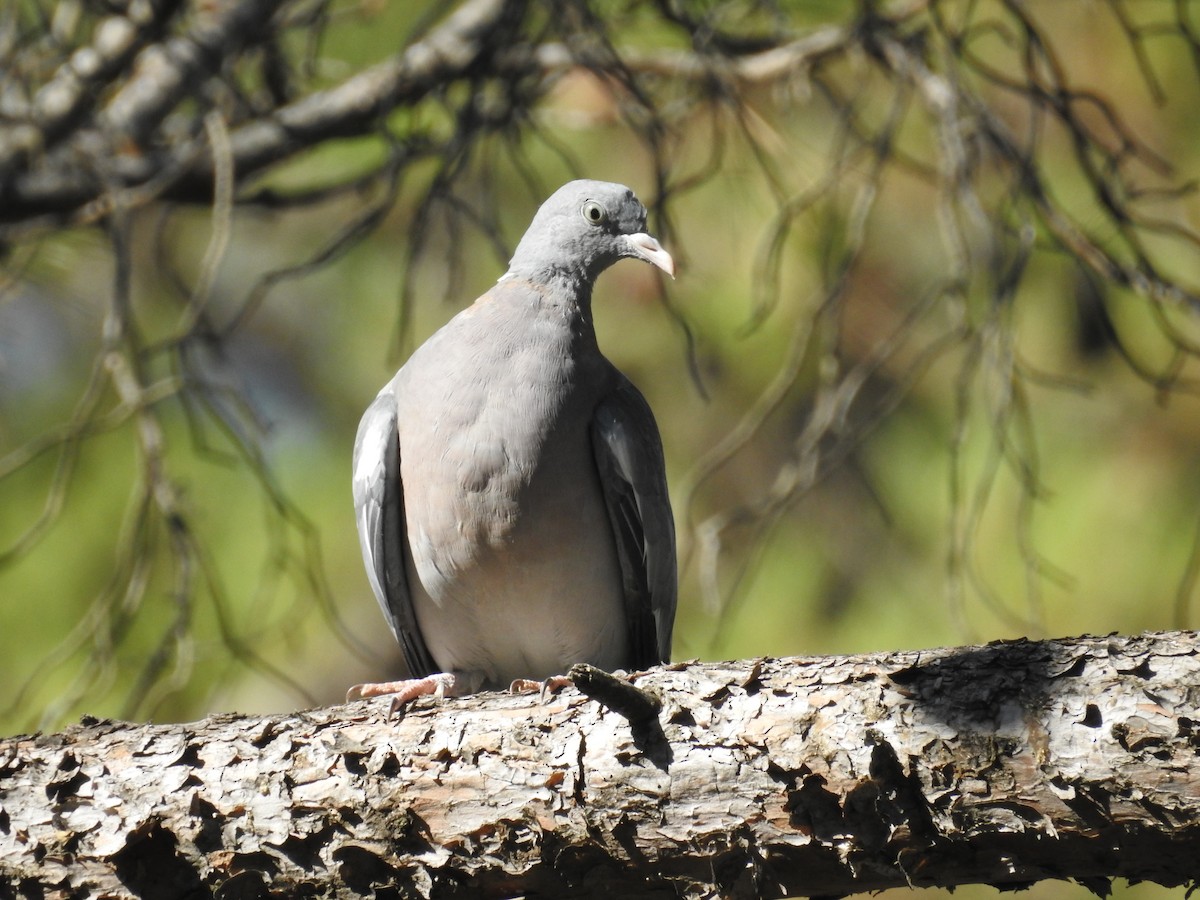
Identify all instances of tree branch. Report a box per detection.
[0,0,527,228]
[2,631,1198,898]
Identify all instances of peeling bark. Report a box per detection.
[2,631,1199,899]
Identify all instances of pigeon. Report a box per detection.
[349,180,677,706]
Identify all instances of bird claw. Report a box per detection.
[508,675,573,701]
[346,673,457,719]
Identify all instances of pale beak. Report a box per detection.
[625,233,676,279]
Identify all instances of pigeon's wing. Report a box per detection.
[590,374,678,668]
[352,390,439,678]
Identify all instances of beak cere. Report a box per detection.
[626,233,676,279]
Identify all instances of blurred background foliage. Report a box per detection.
[2,1,1199,896]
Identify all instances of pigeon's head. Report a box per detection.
[505,180,675,285]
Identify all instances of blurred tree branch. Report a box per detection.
[0,0,519,228]
[2,632,1198,898]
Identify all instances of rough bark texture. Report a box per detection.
[2,631,1199,899]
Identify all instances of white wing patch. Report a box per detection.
[354,411,392,486]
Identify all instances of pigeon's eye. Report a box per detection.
[581,201,607,226]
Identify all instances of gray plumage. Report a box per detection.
[351,180,676,697]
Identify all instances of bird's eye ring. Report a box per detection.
[581,201,607,226]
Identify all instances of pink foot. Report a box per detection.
[508,675,573,699]
[346,673,457,717]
